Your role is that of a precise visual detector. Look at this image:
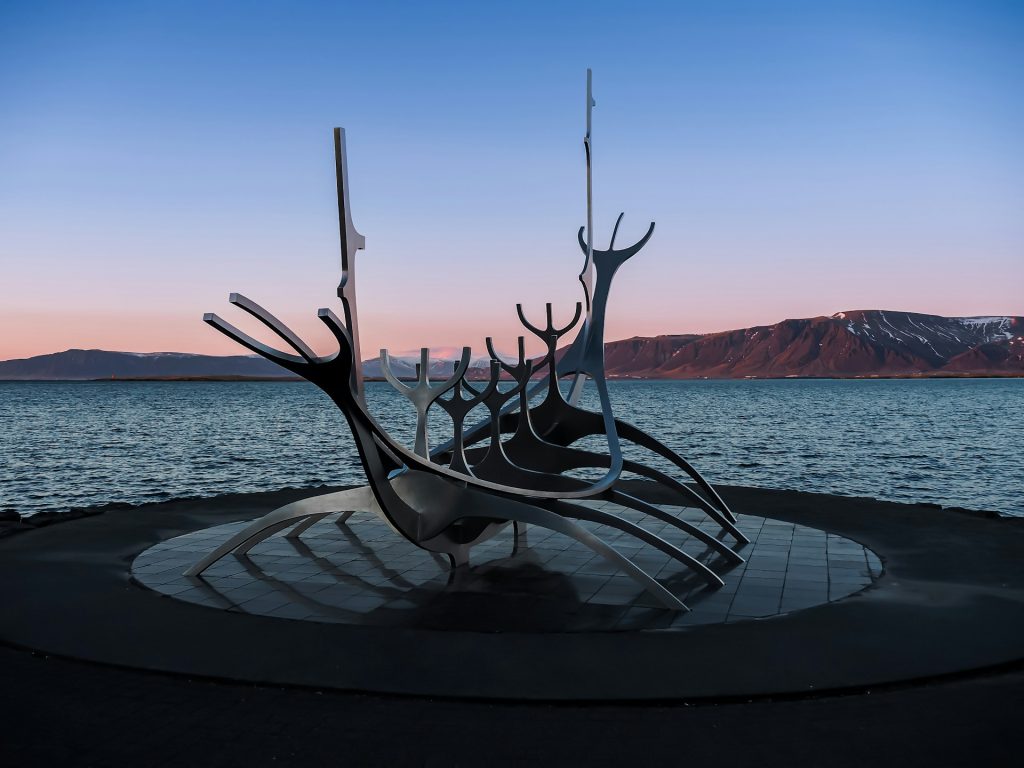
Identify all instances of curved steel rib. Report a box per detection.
[499,409,745,541]
[470,502,686,610]
[606,491,740,569]
[203,312,308,368]
[614,419,739,524]
[228,293,317,362]
[538,499,724,588]
[184,486,379,577]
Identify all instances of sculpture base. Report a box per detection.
[131,502,878,632]
[1,482,1021,701]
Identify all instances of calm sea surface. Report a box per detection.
[1,379,1021,518]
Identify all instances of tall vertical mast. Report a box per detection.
[567,69,596,405]
[582,67,596,313]
[334,127,367,397]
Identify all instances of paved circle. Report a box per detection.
[2,483,1021,701]
[132,502,880,631]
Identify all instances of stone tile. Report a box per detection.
[744,559,788,572]
[781,596,821,613]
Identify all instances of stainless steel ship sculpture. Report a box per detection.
[186,71,748,610]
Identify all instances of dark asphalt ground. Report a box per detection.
[2,643,1022,767]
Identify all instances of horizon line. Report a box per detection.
[5,307,1021,363]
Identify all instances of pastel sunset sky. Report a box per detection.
[1,0,1021,361]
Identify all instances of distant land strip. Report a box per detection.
[2,310,1021,381]
[91,375,305,382]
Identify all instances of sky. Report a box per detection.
[1,0,1022,361]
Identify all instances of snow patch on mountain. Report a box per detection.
[958,316,1014,340]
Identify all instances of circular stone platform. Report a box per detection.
[2,483,1022,702]
[132,503,881,632]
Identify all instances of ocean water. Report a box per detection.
[1,379,1021,518]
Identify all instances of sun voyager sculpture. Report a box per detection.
[187,71,748,610]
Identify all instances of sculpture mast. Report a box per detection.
[583,67,595,311]
[560,69,655,402]
[567,69,596,405]
[334,127,367,397]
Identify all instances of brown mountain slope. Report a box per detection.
[942,337,1024,374]
[603,311,1023,378]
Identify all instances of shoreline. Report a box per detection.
[2,482,1013,541]
[1,372,1023,382]
[0,484,347,537]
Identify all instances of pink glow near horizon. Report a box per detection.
[4,259,1021,362]
[3,176,1022,360]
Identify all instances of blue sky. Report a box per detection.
[1,0,1021,358]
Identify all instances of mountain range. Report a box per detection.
[1,311,1020,380]
[601,311,1023,378]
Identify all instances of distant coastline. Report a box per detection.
[92,375,305,382]
[2,310,1021,381]
[39,372,1021,382]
